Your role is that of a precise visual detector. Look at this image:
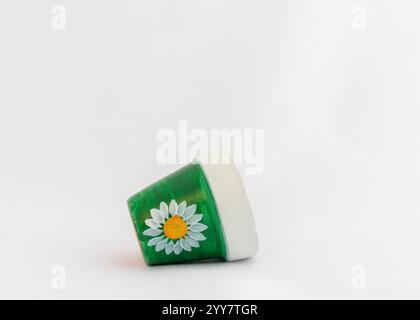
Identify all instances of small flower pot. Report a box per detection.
[127,162,258,265]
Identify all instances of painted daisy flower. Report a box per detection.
[142,199,208,255]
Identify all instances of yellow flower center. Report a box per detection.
[163,216,188,240]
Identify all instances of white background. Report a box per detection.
[1,0,420,299]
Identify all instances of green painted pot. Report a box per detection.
[127,162,258,265]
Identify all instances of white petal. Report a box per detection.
[145,219,161,229]
[188,231,206,241]
[155,238,168,252]
[143,228,163,237]
[187,214,203,225]
[165,241,175,255]
[180,238,191,251]
[160,202,169,219]
[147,236,163,246]
[169,200,178,216]
[188,223,208,232]
[150,208,164,224]
[174,241,182,255]
[183,204,196,221]
[185,235,199,248]
[177,201,187,217]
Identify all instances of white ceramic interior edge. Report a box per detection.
[199,162,258,261]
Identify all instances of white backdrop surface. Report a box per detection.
[1,0,420,299]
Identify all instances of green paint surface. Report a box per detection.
[128,163,227,265]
